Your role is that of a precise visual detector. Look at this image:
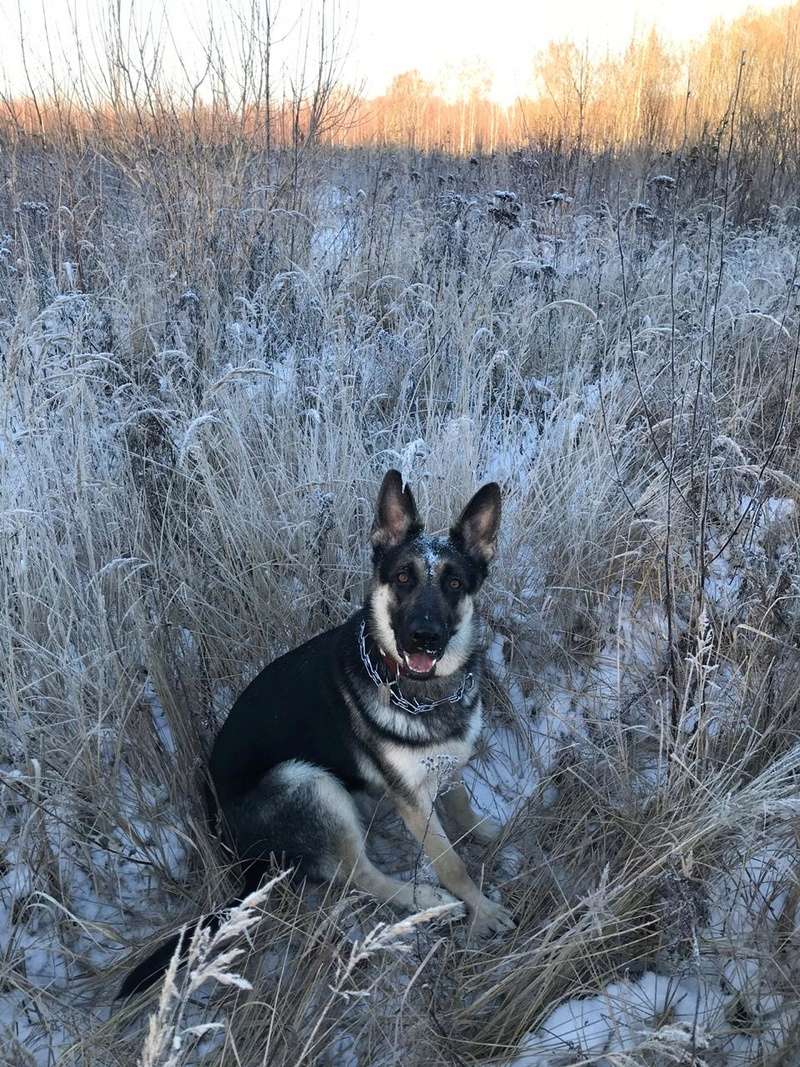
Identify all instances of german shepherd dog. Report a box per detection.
[118,470,513,998]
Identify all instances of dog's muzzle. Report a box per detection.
[400,621,448,677]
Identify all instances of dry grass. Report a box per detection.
[1,125,800,1066]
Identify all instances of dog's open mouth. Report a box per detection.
[402,651,438,678]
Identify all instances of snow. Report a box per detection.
[742,494,795,529]
[412,533,445,573]
[506,826,800,1065]
[510,971,728,1064]
[311,184,358,270]
[3,149,800,1066]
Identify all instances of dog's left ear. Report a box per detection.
[372,469,423,551]
[450,483,501,564]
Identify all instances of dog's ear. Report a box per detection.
[372,469,422,551]
[450,483,501,564]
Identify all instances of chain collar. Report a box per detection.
[358,620,474,716]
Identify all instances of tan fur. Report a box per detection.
[393,788,514,937]
[370,579,477,679]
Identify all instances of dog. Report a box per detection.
[118,470,513,998]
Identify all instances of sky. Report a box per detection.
[353,0,782,103]
[0,0,786,105]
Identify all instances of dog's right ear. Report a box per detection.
[450,482,501,564]
[371,470,422,552]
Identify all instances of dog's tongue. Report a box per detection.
[405,652,436,675]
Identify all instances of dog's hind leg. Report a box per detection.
[438,776,504,846]
[337,834,461,915]
[229,761,460,915]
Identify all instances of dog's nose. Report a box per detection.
[410,626,444,652]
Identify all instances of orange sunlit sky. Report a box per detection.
[0,0,788,104]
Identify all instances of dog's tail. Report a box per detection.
[117,861,268,1000]
[118,789,256,1000]
[116,900,234,1000]
[117,930,190,1000]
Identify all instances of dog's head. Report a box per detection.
[368,469,500,679]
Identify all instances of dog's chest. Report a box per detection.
[378,702,482,794]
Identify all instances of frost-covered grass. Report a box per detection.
[1,141,800,1065]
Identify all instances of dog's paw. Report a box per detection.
[468,897,516,938]
[495,843,524,876]
[410,883,463,914]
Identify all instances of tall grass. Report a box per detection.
[1,39,800,1063]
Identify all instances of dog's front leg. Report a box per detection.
[438,776,504,846]
[394,790,514,937]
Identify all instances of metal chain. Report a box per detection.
[358,620,474,716]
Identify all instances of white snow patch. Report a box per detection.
[510,971,730,1064]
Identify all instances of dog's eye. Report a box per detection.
[448,577,462,591]
[395,571,410,585]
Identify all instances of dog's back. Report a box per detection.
[209,615,366,808]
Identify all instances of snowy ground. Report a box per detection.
[1,144,799,1065]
